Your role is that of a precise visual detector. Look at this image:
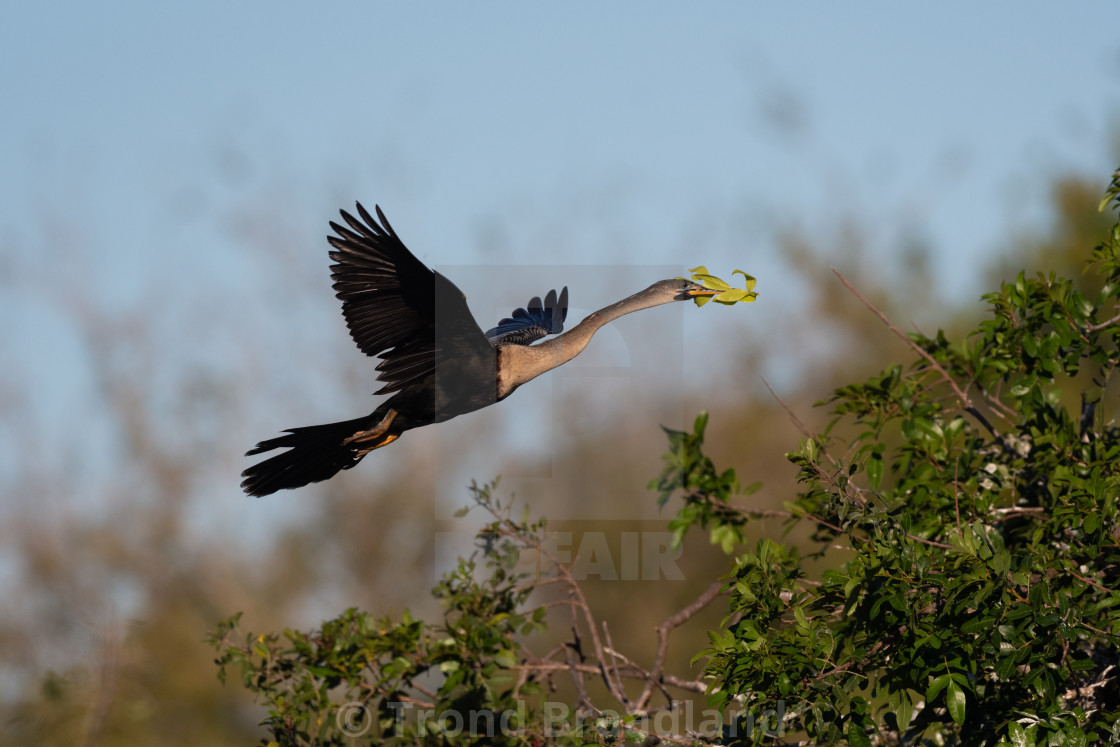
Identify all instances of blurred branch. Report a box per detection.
[79,626,120,747]
[831,267,1014,455]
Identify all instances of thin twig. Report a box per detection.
[909,534,953,550]
[635,578,726,712]
[764,374,875,509]
[563,637,593,711]
[601,646,642,670]
[831,268,1014,454]
[365,692,434,710]
[562,568,628,704]
[1068,569,1111,593]
[953,458,962,536]
[661,674,708,694]
[600,621,629,708]
[987,380,1022,421]
[514,661,643,678]
[761,375,813,438]
[1086,309,1120,332]
[1078,620,1115,637]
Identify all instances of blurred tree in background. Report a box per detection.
[1,164,1117,746]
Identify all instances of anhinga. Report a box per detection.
[241,203,719,496]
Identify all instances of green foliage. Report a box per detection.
[210,483,695,746]
[649,411,761,553]
[658,169,1120,744]
[210,481,564,746]
[684,266,759,306]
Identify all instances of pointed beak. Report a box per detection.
[686,287,720,298]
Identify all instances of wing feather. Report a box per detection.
[485,286,569,345]
[328,203,486,394]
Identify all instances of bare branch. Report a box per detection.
[1068,569,1111,593]
[635,578,726,712]
[563,636,593,712]
[558,562,629,705]
[1086,309,1120,332]
[660,674,708,694]
[761,376,813,439]
[600,621,629,708]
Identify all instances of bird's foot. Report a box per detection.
[343,409,398,448]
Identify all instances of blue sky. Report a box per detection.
[2,3,1119,513]
[5,4,1116,278]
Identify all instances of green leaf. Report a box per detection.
[866,452,883,490]
[711,523,741,554]
[895,690,913,732]
[684,266,759,305]
[713,288,751,303]
[1069,656,1095,671]
[732,269,757,291]
[1008,720,1033,747]
[793,604,809,631]
[946,680,966,725]
[847,721,871,747]
[692,273,732,291]
[901,417,943,445]
[494,649,518,668]
[925,673,951,703]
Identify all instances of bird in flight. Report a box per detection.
[241,203,720,496]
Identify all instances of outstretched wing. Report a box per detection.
[327,203,488,394]
[485,287,569,345]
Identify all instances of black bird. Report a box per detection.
[241,203,719,496]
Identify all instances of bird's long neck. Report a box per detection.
[497,288,668,397]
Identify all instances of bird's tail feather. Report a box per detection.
[241,413,397,497]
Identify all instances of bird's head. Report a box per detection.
[644,278,721,303]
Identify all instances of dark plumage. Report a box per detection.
[485,288,569,345]
[241,203,718,496]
